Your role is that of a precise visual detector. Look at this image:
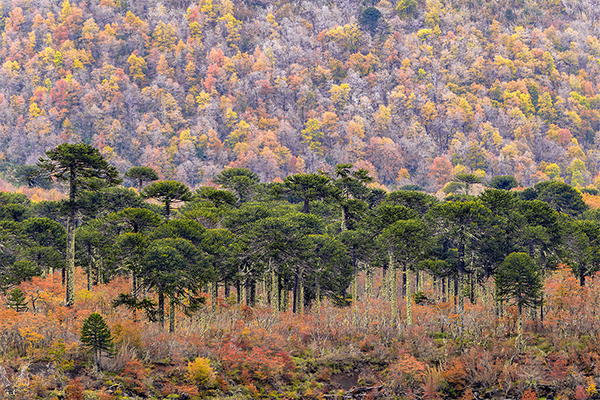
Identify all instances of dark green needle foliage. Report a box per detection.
[125,166,159,191]
[213,168,260,205]
[488,175,519,191]
[80,312,116,371]
[142,180,192,219]
[495,252,543,315]
[6,287,28,312]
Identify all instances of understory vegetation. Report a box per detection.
[2,266,600,400]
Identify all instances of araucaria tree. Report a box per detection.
[80,312,116,371]
[495,252,543,340]
[37,143,121,306]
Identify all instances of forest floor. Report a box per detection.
[2,267,600,400]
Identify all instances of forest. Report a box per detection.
[0,0,600,190]
[3,142,600,399]
[2,0,600,398]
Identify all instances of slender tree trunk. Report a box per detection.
[365,263,373,298]
[517,304,523,349]
[158,292,165,329]
[169,295,176,333]
[401,264,407,298]
[293,268,299,313]
[298,278,304,314]
[442,277,446,303]
[65,207,76,307]
[406,266,412,326]
[315,274,321,312]
[250,279,256,305]
[469,273,475,304]
[282,287,289,312]
[165,200,171,220]
[458,241,465,313]
[87,264,92,292]
[132,271,138,322]
[454,275,458,308]
[245,278,251,306]
[212,281,218,312]
[341,205,347,232]
[389,250,397,326]
[271,268,279,310]
[540,292,545,322]
[381,264,388,300]
[352,257,358,304]
[224,280,230,299]
[95,349,100,371]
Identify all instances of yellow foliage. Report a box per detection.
[187,357,216,387]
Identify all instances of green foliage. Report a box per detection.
[12,165,52,189]
[80,312,116,370]
[37,143,122,196]
[359,7,383,34]
[488,175,519,190]
[495,252,543,311]
[125,167,159,191]
[6,287,28,311]
[1,260,42,292]
[142,180,192,219]
[214,168,260,204]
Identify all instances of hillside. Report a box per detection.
[1,0,600,189]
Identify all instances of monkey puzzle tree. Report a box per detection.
[80,312,116,371]
[142,180,192,219]
[495,252,543,341]
[125,166,159,191]
[280,173,333,214]
[213,168,260,205]
[37,143,121,306]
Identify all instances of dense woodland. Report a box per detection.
[1,0,600,189]
[3,143,600,398]
[3,0,600,398]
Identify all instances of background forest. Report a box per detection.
[2,155,600,399]
[1,0,600,189]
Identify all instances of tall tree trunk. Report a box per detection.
[469,273,475,304]
[517,304,523,349]
[212,281,218,312]
[389,250,397,326]
[351,257,358,303]
[293,268,299,313]
[87,264,92,292]
[236,280,242,304]
[298,277,304,313]
[282,287,289,312]
[165,200,171,220]
[406,266,412,326]
[169,295,176,333]
[457,241,465,313]
[365,263,373,298]
[315,274,321,312]
[65,208,76,307]
[158,292,165,329]
[540,292,544,322]
[381,264,388,300]
[271,268,279,310]
[401,264,407,298]
[95,348,100,371]
[224,280,230,299]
